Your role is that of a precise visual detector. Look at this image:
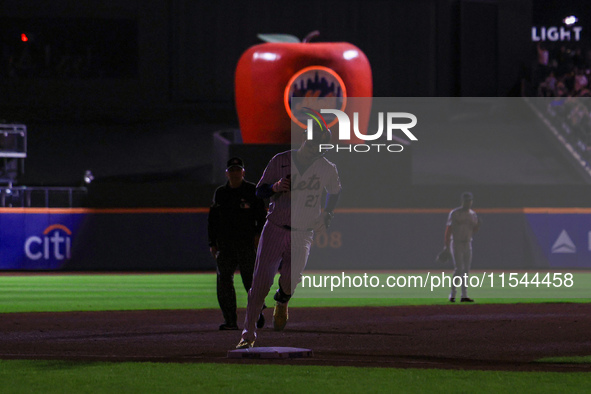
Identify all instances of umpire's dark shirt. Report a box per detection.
[208,180,266,248]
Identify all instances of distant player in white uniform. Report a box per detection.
[236,128,341,349]
[444,192,481,302]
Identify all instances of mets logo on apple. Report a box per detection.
[284,65,347,129]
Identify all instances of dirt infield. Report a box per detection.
[0,303,590,372]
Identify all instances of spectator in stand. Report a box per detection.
[573,48,586,70]
[574,68,589,96]
[538,71,557,97]
[555,81,568,98]
[563,69,576,94]
[536,43,550,87]
[556,46,572,78]
[585,49,591,71]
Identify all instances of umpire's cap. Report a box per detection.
[226,157,244,170]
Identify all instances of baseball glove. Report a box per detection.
[436,248,452,264]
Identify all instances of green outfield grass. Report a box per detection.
[0,272,589,313]
[1,272,589,392]
[537,356,591,364]
[0,360,590,394]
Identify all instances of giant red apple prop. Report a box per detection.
[235,32,372,144]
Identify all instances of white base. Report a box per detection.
[227,346,313,359]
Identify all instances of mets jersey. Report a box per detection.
[257,150,341,229]
[446,208,478,243]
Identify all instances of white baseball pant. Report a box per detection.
[241,220,313,342]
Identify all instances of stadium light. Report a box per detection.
[83,170,94,184]
[563,16,578,25]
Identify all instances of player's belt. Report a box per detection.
[283,225,313,231]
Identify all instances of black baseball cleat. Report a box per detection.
[449,297,455,303]
[256,312,265,329]
[219,323,239,331]
[256,304,267,329]
[460,297,475,303]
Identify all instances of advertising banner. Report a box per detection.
[526,211,591,268]
[1,209,589,275]
[0,211,85,270]
[0,209,214,271]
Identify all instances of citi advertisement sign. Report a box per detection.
[24,224,72,261]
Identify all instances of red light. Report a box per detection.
[21,33,28,42]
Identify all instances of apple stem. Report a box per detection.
[302,30,320,43]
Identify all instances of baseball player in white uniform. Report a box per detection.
[236,129,341,349]
[444,192,481,302]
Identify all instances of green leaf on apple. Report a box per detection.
[257,34,300,43]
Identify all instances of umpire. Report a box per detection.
[208,157,267,330]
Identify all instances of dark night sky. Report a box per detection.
[533,0,591,26]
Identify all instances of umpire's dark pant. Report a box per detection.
[216,241,256,326]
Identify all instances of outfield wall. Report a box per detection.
[308,209,591,271]
[0,208,211,271]
[0,208,589,271]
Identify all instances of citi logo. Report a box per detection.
[24,224,72,261]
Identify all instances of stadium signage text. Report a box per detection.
[532,26,582,42]
[24,224,72,261]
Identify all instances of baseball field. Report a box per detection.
[1,272,590,393]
